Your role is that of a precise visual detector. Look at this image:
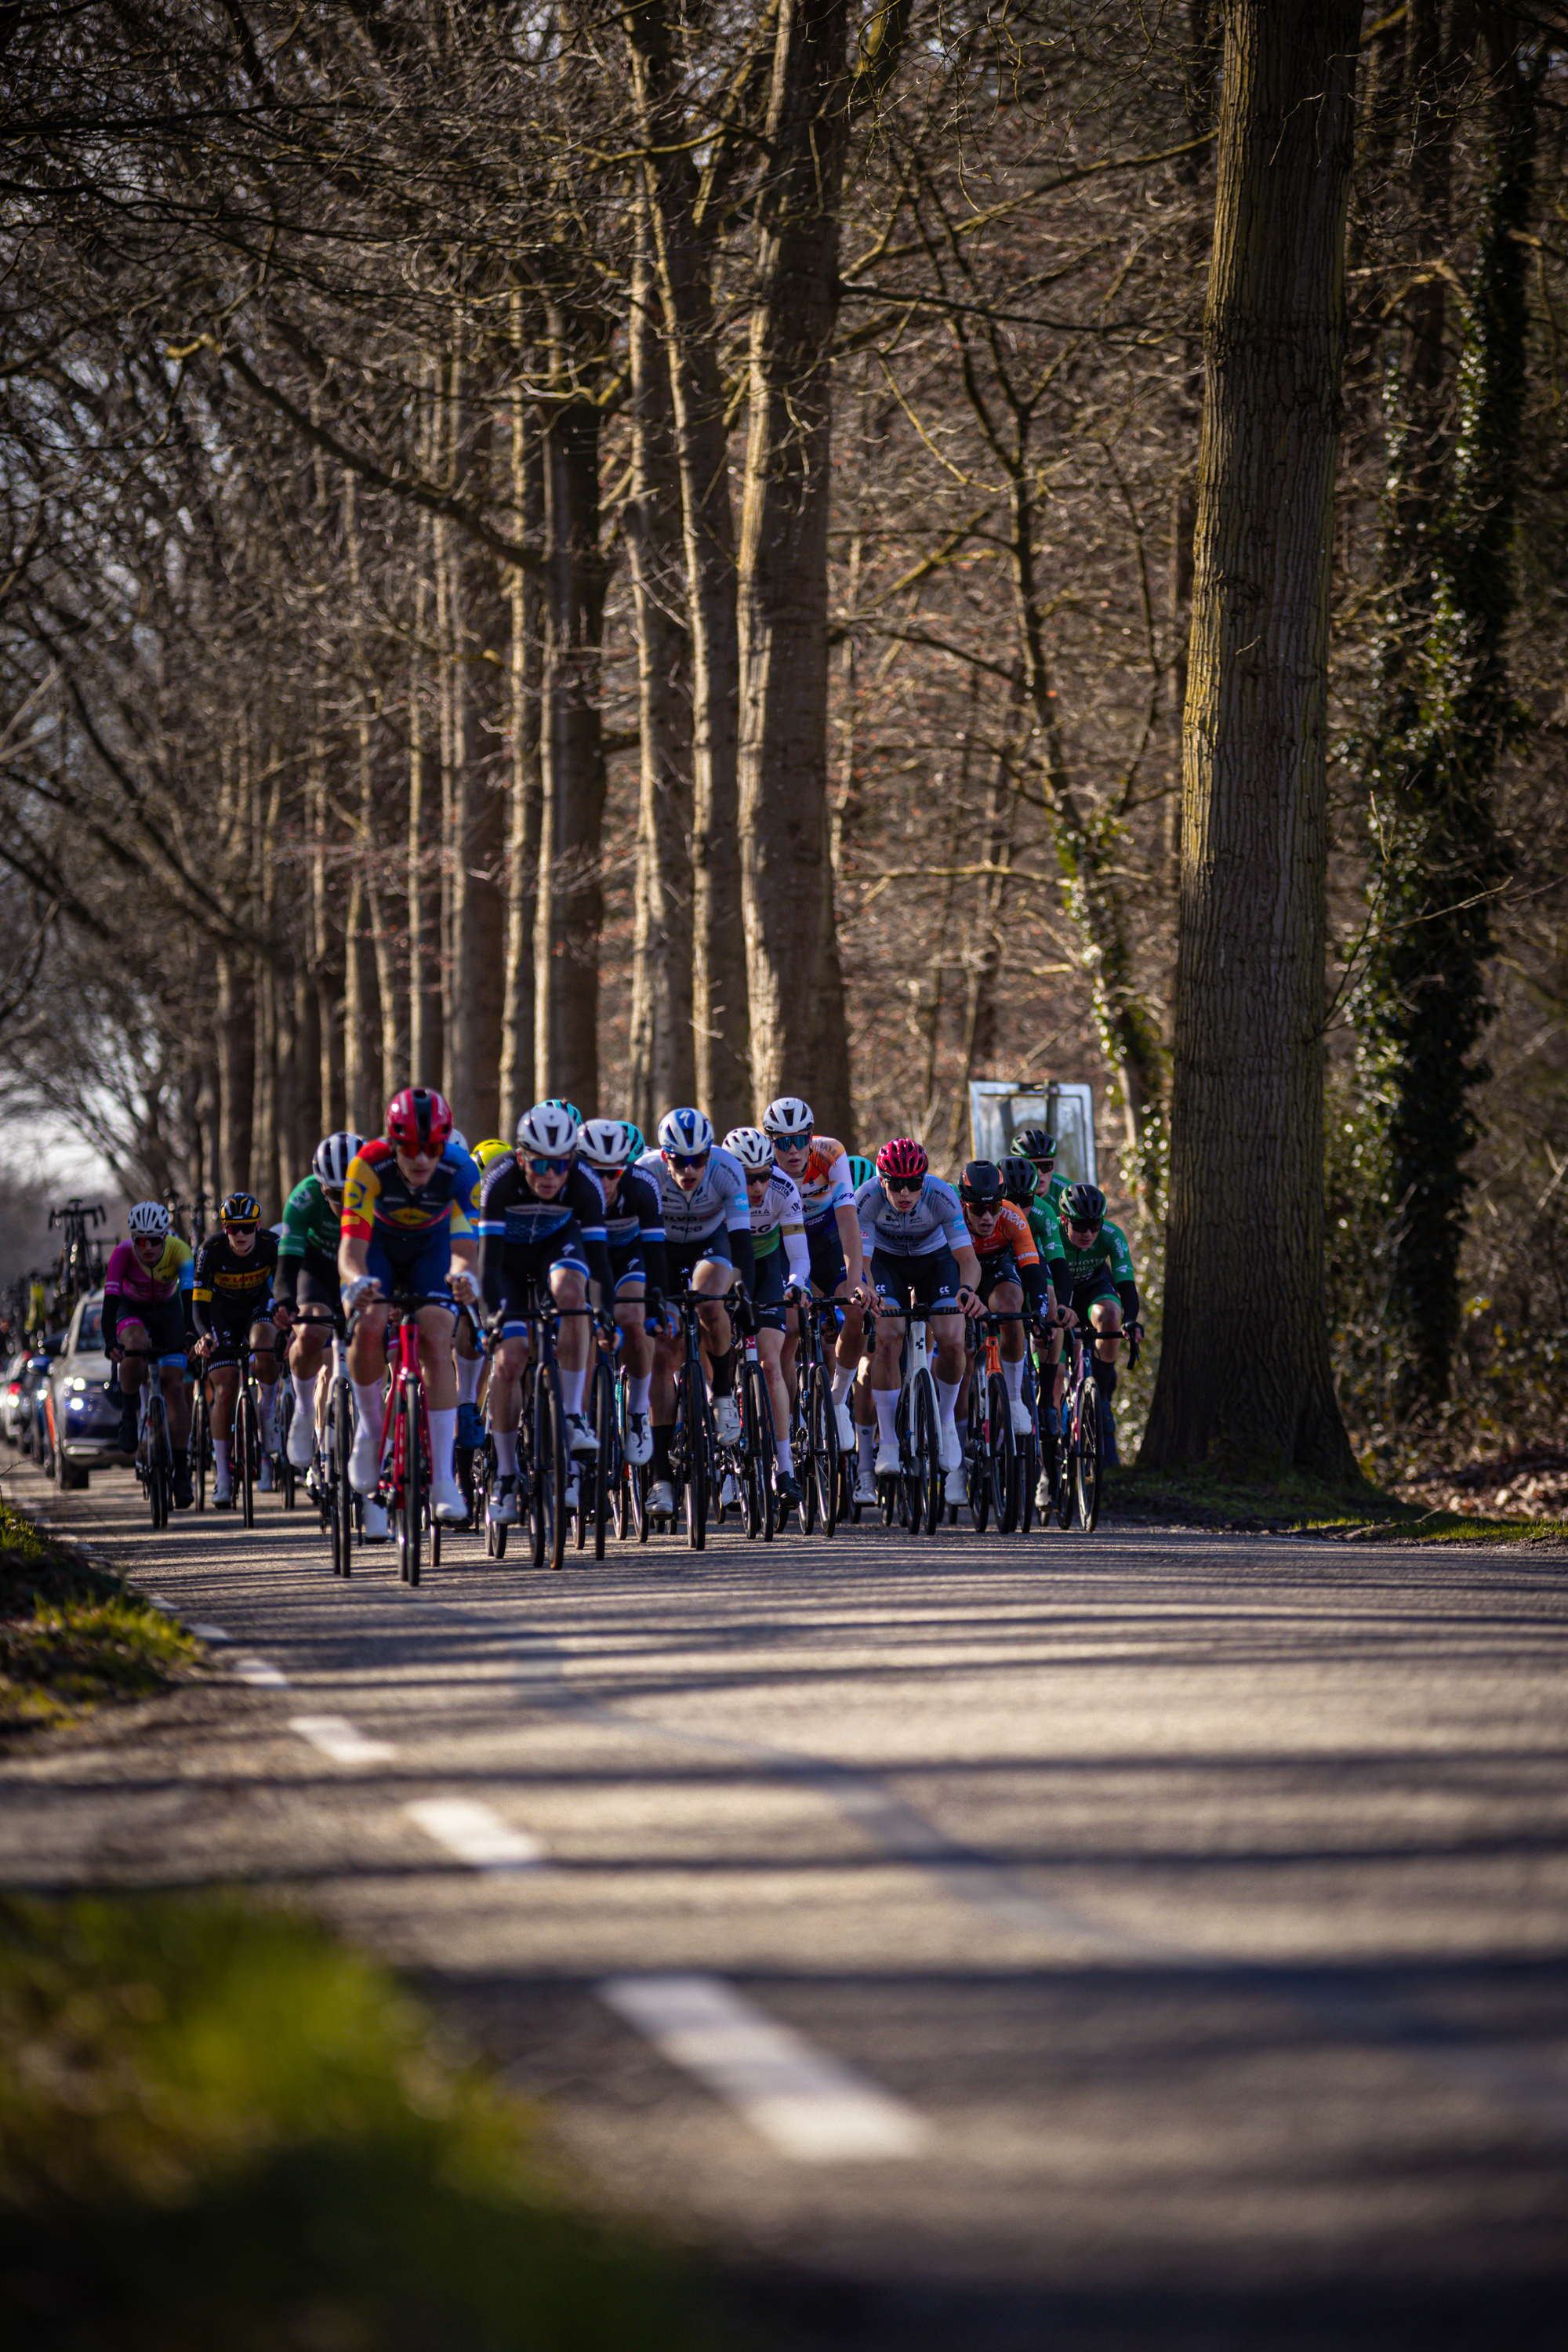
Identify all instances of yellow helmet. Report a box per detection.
[472,1136,513,1171]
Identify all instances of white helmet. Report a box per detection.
[312,1131,362,1188]
[724,1126,775,1174]
[448,1127,469,1155]
[578,1116,639,1169]
[658,1106,714,1156]
[127,1200,172,1240]
[762,1095,813,1140]
[516,1101,579,1157]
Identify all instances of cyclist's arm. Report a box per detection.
[730,1224,756,1291]
[191,1250,215,1337]
[833,1200,863,1290]
[641,1225,670,1301]
[1115,1279,1139,1322]
[953,1242,981,1294]
[582,1226,615,1305]
[273,1250,300,1307]
[101,1287,122,1355]
[782,1219,811,1291]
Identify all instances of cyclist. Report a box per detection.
[1008,1127,1070,1223]
[102,1201,195,1508]
[191,1192,283,1508]
[477,1102,614,1528]
[853,1138,982,1506]
[760,1097,864,1451]
[275,1132,388,1541]
[576,1116,666,1479]
[725,1126,808,1508]
[1052,1181,1139,1465]
[638,1108,755,1520]
[339,1087,481,1524]
[956,1160,1054,1443]
[1000,1157,1070,1436]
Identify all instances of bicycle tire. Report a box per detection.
[989,1372,1016,1532]
[810,1369,838,1537]
[278,1392,296,1510]
[1056,1388,1076,1528]
[967,1382,991,1533]
[1076,1378,1102,1532]
[144,1396,167,1528]
[913,1371,942,1536]
[234,1390,254,1529]
[191,1388,209,1511]
[1015,1434,1038,1535]
[334,1381,355,1575]
[794,1377,817,1534]
[532,1361,567,1571]
[399,1380,423,1586]
[748,1360,775,1542]
[682,1351,708,1552]
[590,1356,612,1560]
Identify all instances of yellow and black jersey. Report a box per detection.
[192,1230,278,1332]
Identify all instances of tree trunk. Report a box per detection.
[408,474,443,1086]
[341,868,383,1134]
[626,0,750,1129]
[499,364,543,1135]
[216,948,256,1196]
[445,403,509,1135]
[533,311,608,1108]
[1142,0,1361,1478]
[626,194,695,1134]
[735,0,854,1130]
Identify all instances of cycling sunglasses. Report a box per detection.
[744,1166,775,1184]
[883,1176,924,1195]
[1064,1218,1102,1236]
[527,1155,572,1176]
[666,1150,710,1171]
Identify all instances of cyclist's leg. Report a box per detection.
[752,1250,791,1477]
[548,1255,595,1454]
[649,1238,699,1503]
[613,1273,654,1462]
[347,1241,395,1491]
[453,1297,484,1445]
[114,1315,151,1443]
[249,1317,281,1446]
[287,1265,336,1464]
[412,1261,465,1513]
[692,1237,738,1438]
[866,1253,909,1468]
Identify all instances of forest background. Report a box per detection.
[1,0,1564,1501]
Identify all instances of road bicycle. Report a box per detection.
[612,1350,650,1544]
[713,1287,774,1542]
[790,1294,841,1537]
[876,1305,944,1537]
[48,1199,105,1312]
[962,1312,1021,1534]
[1052,1320,1102,1532]
[121,1348,176,1529]
[297,1308,361,1578]
[484,1294,597,1572]
[346,1290,445,1588]
[573,1317,617,1561]
[653,1287,718,1549]
[187,1369,214,1509]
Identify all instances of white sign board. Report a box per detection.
[967,1082,1097,1184]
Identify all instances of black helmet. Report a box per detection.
[1000,1158,1039,1207]
[1010,1126,1056,1162]
[1062,1182,1105,1231]
[958,1159,1004,1208]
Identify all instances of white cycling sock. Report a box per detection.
[775,1436,793,1472]
[873,1388,899,1446]
[1002,1355,1025,1402]
[858,1426,877,1476]
[292,1370,318,1418]
[560,1366,586,1415]
[258,1378,278,1417]
[214,1439,230,1477]
[935,1374,962,1428]
[427,1405,456,1481]
[456,1352,482,1406]
[351,1379,386,1446]
[628,1373,652,1415]
[493,1429,517,1476]
[830,1362,854,1407]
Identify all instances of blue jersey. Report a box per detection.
[855,1173,969,1261]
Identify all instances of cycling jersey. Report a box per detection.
[277,1174,341,1267]
[854,1174,968,1262]
[964,1198,1051,1308]
[192,1231,279,1331]
[746,1170,811,1288]
[477,1161,613,1308]
[341,1138,480,1252]
[595,1165,670,1296]
[787,1135,854,1229]
[103,1233,194,1310]
[637,1145,751,1247]
[1056,1217,1139,1319]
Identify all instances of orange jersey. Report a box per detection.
[963,1197,1040,1263]
[792,1134,854,1226]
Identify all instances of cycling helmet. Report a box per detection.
[219,1191,263,1228]
[448,1128,469,1156]
[1010,1125,1056,1162]
[471,1137,512,1172]
[846,1154,877,1189]
[544,1098,583,1126]
[387,1087,453,1153]
[625,1123,646,1160]
[724,1126,776,1174]
[659,1106,714,1156]
[957,1160,1004,1209]
[313,1131,363,1189]
[516,1100,580,1157]
[762,1095,813,1141]
[127,1200,172,1240]
[1000,1157,1040,1207]
[1062,1182,1105,1230]
[876,1137,928,1181]
[578,1116,640,1170]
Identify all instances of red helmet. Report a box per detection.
[876,1136,929,1181]
[386,1087,453,1153]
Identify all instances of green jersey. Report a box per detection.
[1026,1195,1062,1261]
[278,1173,341,1262]
[1054,1216,1136,1292]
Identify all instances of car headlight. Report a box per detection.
[67,1375,88,1392]
[67,1395,91,1414]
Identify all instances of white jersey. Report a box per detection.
[637,1144,751,1246]
[855,1173,969,1261]
[748,1169,811,1287]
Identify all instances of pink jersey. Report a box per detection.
[103,1233,194,1307]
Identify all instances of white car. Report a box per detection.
[1,1350,32,1444]
[45,1292,127,1490]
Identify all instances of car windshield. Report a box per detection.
[76,1304,104,1351]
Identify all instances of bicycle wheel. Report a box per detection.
[743,1360,774,1542]
[190,1388,209,1511]
[809,1370,838,1537]
[913,1371,942,1536]
[967,1385,991,1533]
[794,1378,817,1535]
[589,1356,613,1560]
[1015,1432,1038,1535]
[278,1391,296,1510]
[1075,1378,1102,1532]
[1056,1391,1076,1529]
[989,1372,1016,1532]
[398,1381,423,1587]
[235,1390,256,1529]
[683,1356,708,1552]
[532,1363,568,1572]
[145,1398,168,1529]
[335,1380,356,1574]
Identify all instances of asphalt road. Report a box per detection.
[4,1450,1568,2347]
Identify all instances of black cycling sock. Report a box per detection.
[1091,1357,1118,1398]
[709,1345,735,1396]
[652,1423,673,1478]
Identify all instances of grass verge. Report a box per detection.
[0,1496,200,1733]
[1105,1461,1568,1544]
[0,1890,710,2349]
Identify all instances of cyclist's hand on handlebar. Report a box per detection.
[448,1267,478,1305]
[956,1284,985,1322]
[270,1301,294,1329]
[343,1275,383,1313]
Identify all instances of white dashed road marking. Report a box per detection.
[289,1714,395,1766]
[190,1622,230,1642]
[404,1798,544,1871]
[233,1656,289,1688]
[600,1973,930,2163]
